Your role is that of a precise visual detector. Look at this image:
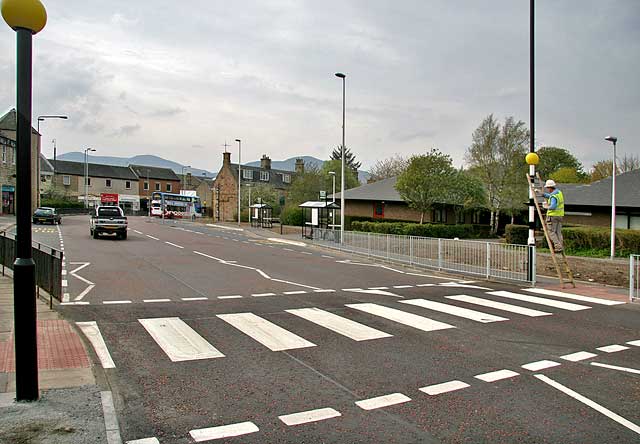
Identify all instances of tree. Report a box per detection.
[368,154,409,182]
[240,183,280,213]
[465,114,529,233]
[536,146,584,178]
[395,149,458,224]
[330,146,361,172]
[285,160,358,207]
[590,160,614,182]
[619,154,640,173]
[448,170,488,214]
[321,159,359,195]
[549,167,589,184]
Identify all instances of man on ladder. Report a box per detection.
[540,179,564,253]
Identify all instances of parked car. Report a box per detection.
[32,207,62,225]
[90,206,128,240]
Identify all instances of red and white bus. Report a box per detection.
[150,192,202,219]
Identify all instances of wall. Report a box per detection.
[213,163,238,221]
[345,200,472,224]
[137,178,181,197]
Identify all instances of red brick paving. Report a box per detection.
[538,282,629,303]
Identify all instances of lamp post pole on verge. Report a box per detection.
[235,139,241,226]
[605,136,618,259]
[2,0,48,402]
[526,0,537,285]
[335,72,346,243]
[84,147,95,208]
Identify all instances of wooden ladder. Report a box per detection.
[526,174,576,288]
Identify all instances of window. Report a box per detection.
[472,211,481,225]
[106,179,112,188]
[143,181,149,191]
[282,174,290,184]
[243,169,253,180]
[260,171,269,181]
[433,208,446,223]
[2,146,5,163]
[63,175,71,186]
[166,183,172,192]
[87,177,91,186]
[456,211,465,224]
[155,183,161,191]
[373,202,384,219]
[125,181,131,189]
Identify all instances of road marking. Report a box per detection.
[182,297,208,301]
[521,360,561,371]
[143,299,171,303]
[488,291,590,311]
[267,237,306,247]
[313,289,335,293]
[133,230,143,234]
[596,344,629,353]
[61,301,90,305]
[355,393,411,410]
[343,288,402,298]
[534,374,640,435]
[346,303,456,332]
[270,278,320,290]
[283,291,308,295]
[419,380,470,396]
[278,407,341,426]
[103,300,132,305]
[62,293,70,303]
[321,255,334,259]
[439,282,493,290]
[193,251,222,260]
[146,235,160,240]
[217,313,316,351]
[368,286,389,290]
[62,269,67,276]
[206,223,245,232]
[627,340,640,347]
[218,295,243,299]
[393,285,413,289]
[474,369,519,382]
[257,269,271,279]
[560,351,597,362]
[190,422,259,441]
[76,321,116,369]
[446,295,552,317]
[101,391,123,444]
[401,299,508,323]
[165,241,184,249]
[591,362,640,375]
[252,292,276,297]
[300,251,313,255]
[70,262,91,274]
[71,272,95,286]
[75,284,95,301]
[62,280,68,287]
[524,288,625,306]
[417,283,436,287]
[232,239,240,242]
[139,317,225,361]
[126,438,159,444]
[286,308,392,341]
[283,248,294,251]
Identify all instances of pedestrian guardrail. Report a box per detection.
[309,228,535,284]
[0,231,64,304]
[631,255,640,303]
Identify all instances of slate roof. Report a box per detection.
[50,160,138,180]
[0,109,40,135]
[562,169,640,209]
[332,176,403,202]
[40,154,54,175]
[129,164,180,181]
[229,164,296,189]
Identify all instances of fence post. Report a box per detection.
[367,232,371,257]
[387,234,390,260]
[531,245,537,286]
[486,243,491,279]
[409,236,413,265]
[1,231,4,276]
[630,255,635,303]
[438,238,443,270]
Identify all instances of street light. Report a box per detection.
[235,139,241,226]
[2,0,48,402]
[527,0,536,284]
[328,171,336,203]
[335,72,346,242]
[84,147,96,208]
[36,114,67,134]
[605,136,618,259]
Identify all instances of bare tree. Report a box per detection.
[620,154,640,173]
[368,154,409,182]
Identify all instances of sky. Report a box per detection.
[1,0,638,173]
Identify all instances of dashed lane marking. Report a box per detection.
[283,291,308,295]
[133,230,143,234]
[165,241,184,249]
[182,297,208,301]
[218,295,243,300]
[355,393,411,410]
[521,360,561,371]
[278,408,341,426]
[590,362,640,375]
[143,299,172,303]
[560,351,597,362]
[474,369,519,382]
[146,235,160,240]
[252,293,276,297]
[103,300,132,305]
[190,422,259,442]
[596,344,629,353]
[419,380,470,396]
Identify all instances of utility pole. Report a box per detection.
[526,0,536,285]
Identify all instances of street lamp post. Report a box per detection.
[328,171,336,203]
[527,0,536,284]
[84,147,96,208]
[2,0,48,402]
[335,72,346,242]
[235,139,241,226]
[605,136,618,259]
[36,114,67,135]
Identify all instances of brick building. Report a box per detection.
[180,173,214,216]
[129,165,181,212]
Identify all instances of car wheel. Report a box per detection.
[93,230,100,239]
[121,232,127,240]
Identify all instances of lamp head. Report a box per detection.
[335,72,346,79]
[328,171,336,176]
[605,136,617,144]
[235,139,241,143]
[1,0,47,34]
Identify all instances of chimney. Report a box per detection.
[223,151,231,166]
[260,155,271,170]
[295,158,304,174]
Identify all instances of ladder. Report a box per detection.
[526,174,575,288]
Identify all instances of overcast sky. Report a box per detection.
[1,0,638,172]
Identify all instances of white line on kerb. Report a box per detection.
[101,391,123,444]
[146,235,160,240]
[534,374,640,435]
[165,241,184,249]
[591,362,640,375]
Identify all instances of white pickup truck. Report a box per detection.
[90,206,128,240]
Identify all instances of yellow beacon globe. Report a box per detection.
[525,152,540,166]
[1,0,47,34]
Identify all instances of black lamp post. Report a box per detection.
[2,0,48,402]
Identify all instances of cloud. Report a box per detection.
[150,107,185,117]
[109,124,142,138]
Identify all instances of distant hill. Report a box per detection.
[246,156,370,183]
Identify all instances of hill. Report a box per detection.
[246,156,370,183]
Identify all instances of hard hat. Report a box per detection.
[545,179,557,188]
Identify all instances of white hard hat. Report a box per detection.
[545,179,557,188]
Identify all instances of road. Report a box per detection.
[32,215,640,443]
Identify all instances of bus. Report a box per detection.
[150,192,202,219]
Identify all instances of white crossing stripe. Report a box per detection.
[217,313,316,351]
[521,360,561,371]
[596,344,629,353]
[591,362,640,375]
[190,422,259,441]
[419,380,470,396]
[283,291,307,295]
[252,292,276,297]
[524,288,625,306]
[139,317,225,362]
[165,241,184,249]
[400,299,508,323]
[627,340,640,347]
[286,308,392,341]
[126,438,160,444]
[446,295,552,317]
[560,351,597,362]
[76,322,116,369]
[474,369,519,382]
[355,393,411,410]
[146,235,159,240]
[488,291,590,311]
[346,303,455,332]
[278,408,341,426]
[343,288,401,297]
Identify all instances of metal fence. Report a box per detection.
[631,255,640,303]
[309,228,535,284]
[0,232,64,303]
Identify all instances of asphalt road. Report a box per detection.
[37,215,640,443]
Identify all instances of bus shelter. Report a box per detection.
[299,201,340,239]
[250,203,273,228]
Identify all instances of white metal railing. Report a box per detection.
[310,228,535,284]
[631,255,640,303]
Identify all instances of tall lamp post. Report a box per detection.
[2,0,48,402]
[36,114,67,134]
[84,147,95,208]
[328,171,336,203]
[526,0,536,285]
[235,139,241,226]
[605,136,618,259]
[335,72,346,242]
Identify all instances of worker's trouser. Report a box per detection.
[546,216,564,252]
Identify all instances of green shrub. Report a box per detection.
[505,224,529,245]
[563,226,640,255]
[350,221,491,239]
[280,206,304,226]
[40,198,84,209]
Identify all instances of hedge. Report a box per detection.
[350,221,492,239]
[40,198,84,209]
[563,226,640,255]
[505,224,529,245]
[280,206,304,226]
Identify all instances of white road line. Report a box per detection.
[62,269,67,276]
[133,230,143,234]
[101,391,123,444]
[596,344,629,353]
[439,282,493,290]
[474,369,519,382]
[62,293,70,303]
[300,251,313,255]
[521,360,561,371]
[165,241,184,249]
[560,351,597,362]
[355,393,411,410]
[627,340,640,347]
[139,317,225,361]
[321,255,334,259]
[70,262,91,274]
[206,223,245,232]
[182,297,208,301]
[252,293,276,297]
[283,248,294,252]
[217,313,316,351]
[591,362,640,374]
[126,438,159,444]
[343,288,402,298]
[534,374,640,435]
[446,295,552,317]
[286,308,392,341]
[75,284,95,301]
[267,237,306,247]
[401,299,508,323]
[193,251,222,260]
[524,288,625,306]
[217,295,243,299]
[146,235,160,240]
[278,408,341,426]
[368,286,389,290]
[313,289,335,293]
[76,321,116,369]
[257,269,271,279]
[417,283,436,287]
[71,272,95,286]
[283,291,308,295]
[419,380,470,396]
[393,285,413,289]
[143,299,171,303]
[62,279,68,287]
[346,303,456,332]
[190,422,259,441]
[60,301,90,306]
[488,291,590,311]
[103,300,132,305]
[270,278,320,290]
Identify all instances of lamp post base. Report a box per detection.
[13,258,39,401]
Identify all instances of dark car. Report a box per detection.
[32,207,62,225]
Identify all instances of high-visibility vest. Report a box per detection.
[547,191,564,217]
